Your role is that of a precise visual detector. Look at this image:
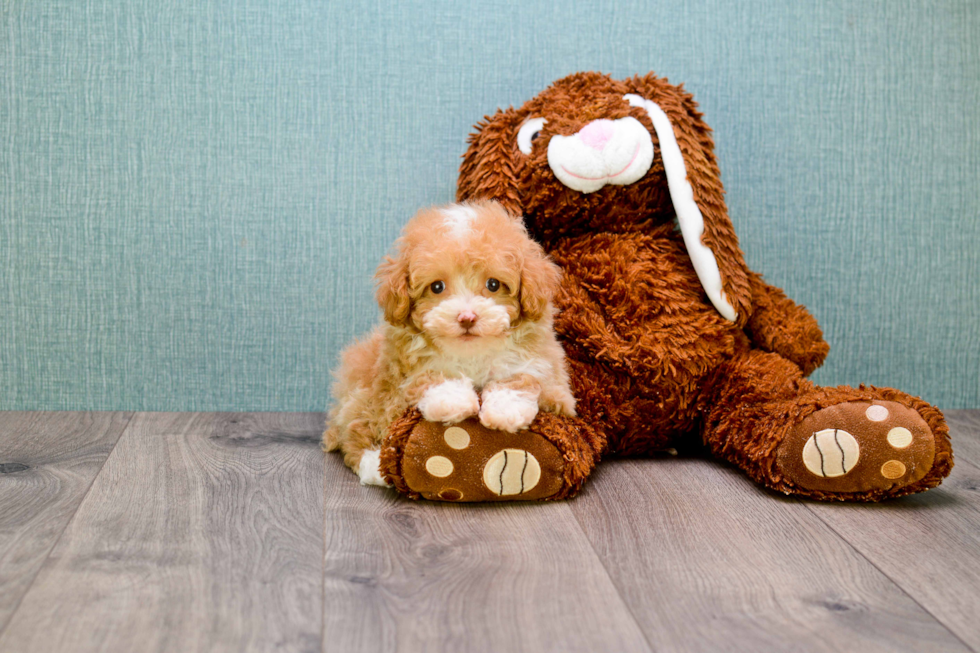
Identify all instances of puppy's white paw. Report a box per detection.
[357,449,390,487]
[417,379,480,424]
[479,388,539,433]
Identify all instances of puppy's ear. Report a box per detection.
[457,107,524,216]
[519,241,562,322]
[375,254,412,326]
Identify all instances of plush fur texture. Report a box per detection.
[437,71,954,501]
[323,201,576,484]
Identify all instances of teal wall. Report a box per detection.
[2,0,978,411]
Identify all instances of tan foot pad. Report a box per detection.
[400,418,565,501]
[778,401,936,494]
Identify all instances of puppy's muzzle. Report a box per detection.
[457,311,478,331]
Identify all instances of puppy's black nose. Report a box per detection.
[458,311,478,330]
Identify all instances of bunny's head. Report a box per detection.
[457,72,751,323]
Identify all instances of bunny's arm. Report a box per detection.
[744,271,829,376]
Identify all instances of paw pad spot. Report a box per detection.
[865,405,889,422]
[483,449,541,496]
[438,488,463,501]
[887,427,913,449]
[425,456,454,477]
[881,460,907,479]
[802,429,860,478]
[443,426,470,450]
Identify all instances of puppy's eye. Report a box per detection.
[517,118,547,155]
[486,278,500,292]
[430,280,445,294]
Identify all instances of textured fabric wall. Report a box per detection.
[1,0,978,411]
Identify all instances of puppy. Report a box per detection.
[323,200,576,486]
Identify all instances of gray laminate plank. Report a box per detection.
[0,412,325,653]
[570,457,971,653]
[323,452,652,653]
[0,411,132,635]
[807,411,980,651]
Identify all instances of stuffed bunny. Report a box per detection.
[379,72,952,502]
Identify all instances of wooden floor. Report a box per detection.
[0,412,978,652]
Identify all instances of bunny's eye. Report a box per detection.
[430,280,445,294]
[517,118,547,155]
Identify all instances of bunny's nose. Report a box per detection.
[578,119,615,151]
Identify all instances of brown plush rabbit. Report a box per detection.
[378,72,952,502]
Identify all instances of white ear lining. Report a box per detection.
[623,94,737,322]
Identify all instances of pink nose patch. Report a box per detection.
[578,120,615,151]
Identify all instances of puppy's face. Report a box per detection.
[375,201,560,353]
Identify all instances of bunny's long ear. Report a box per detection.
[625,76,752,325]
[456,108,524,216]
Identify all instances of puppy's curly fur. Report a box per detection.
[323,201,576,486]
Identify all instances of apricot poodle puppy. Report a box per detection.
[323,200,576,486]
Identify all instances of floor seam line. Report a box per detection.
[565,468,659,653]
[804,504,977,653]
[0,410,137,639]
[321,430,329,653]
